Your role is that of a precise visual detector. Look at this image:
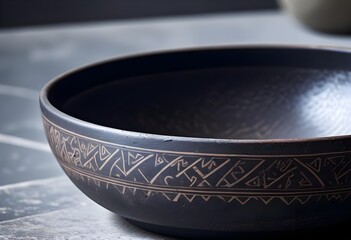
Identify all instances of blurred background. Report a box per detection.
[0,0,278,28]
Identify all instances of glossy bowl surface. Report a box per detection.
[40,46,351,237]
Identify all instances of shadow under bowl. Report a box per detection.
[40,46,351,237]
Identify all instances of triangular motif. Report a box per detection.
[296,196,312,204]
[83,157,96,171]
[110,150,154,177]
[197,180,212,187]
[201,158,219,170]
[334,158,351,184]
[60,142,69,163]
[128,152,143,164]
[263,159,295,189]
[144,191,152,197]
[168,155,190,172]
[298,171,313,187]
[326,194,341,201]
[127,187,137,195]
[259,197,274,205]
[340,192,351,201]
[307,158,322,172]
[279,197,296,205]
[235,197,252,205]
[183,194,197,203]
[162,192,177,201]
[154,154,166,167]
[245,175,261,188]
[77,139,90,158]
[87,143,98,156]
[218,196,235,203]
[216,158,265,188]
[100,146,112,161]
[201,195,211,201]
[53,129,61,144]
[113,185,126,194]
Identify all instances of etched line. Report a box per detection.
[83,152,98,168]
[264,166,297,189]
[227,159,265,187]
[60,160,351,196]
[99,149,119,170]
[335,157,351,180]
[294,158,325,187]
[215,166,236,187]
[138,169,150,183]
[299,171,312,187]
[338,168,351,181]
[125,154,154,175]
[150,156,183,184]
[202,158,231,179]
[175,157,203,178]
[43,119,351,205]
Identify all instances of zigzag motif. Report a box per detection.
[44,117,351,205]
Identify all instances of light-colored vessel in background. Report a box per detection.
[278,0,351,33]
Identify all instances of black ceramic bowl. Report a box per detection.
[40,46,351,237]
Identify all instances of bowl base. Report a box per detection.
[125,218,248,239]
[125,218,351,239]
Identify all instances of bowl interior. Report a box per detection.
[48,48,351,140]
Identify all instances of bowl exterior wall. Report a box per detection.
[42,115,351,232]
[39,46,351,233]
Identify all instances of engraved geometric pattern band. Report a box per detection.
[43,117,351,205]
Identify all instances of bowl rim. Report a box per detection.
[40,44,351,145]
